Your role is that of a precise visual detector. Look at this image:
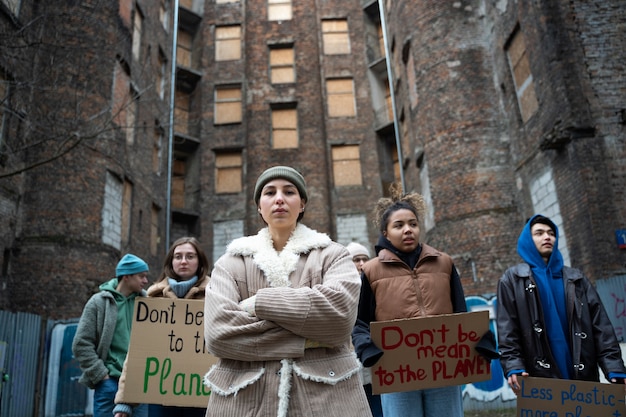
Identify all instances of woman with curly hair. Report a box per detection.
[352,184,467,417]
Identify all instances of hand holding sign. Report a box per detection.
[370,311,491,394]
[118,298,218,407]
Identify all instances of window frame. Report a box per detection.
[271,106,299,149]
[326,78,356,118]
[322,19,351,55]
[269,45,295,84]
[215,25,242,62]
[214,86,243,125]
[268,0,292,21]
[332,144,363,186]
[215,152,243,194]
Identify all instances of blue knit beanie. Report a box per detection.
[116,254,149,277]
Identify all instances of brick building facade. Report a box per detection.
[1,0,624,319]
[382,0,626,294]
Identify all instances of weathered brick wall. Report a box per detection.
[2,0,624,320]
[384,0,522,295]
[1,1,171,318]
[487,0,626,281]
[567,0,626,278]
[200,0,382,256]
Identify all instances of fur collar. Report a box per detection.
[226,224,331,288]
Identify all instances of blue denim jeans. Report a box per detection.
[380,385,463,417]
[93,377,148,417]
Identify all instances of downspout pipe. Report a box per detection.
[378,0,406,191]
[165,0,179,251]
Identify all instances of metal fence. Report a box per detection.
[0,310,42,417]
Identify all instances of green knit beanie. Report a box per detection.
[254,166,307,205]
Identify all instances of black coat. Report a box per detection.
[496,263,625,381]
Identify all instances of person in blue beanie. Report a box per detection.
[497,215,626,394]
[72,254,150,417]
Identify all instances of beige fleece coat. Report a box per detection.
[203,224,372,417]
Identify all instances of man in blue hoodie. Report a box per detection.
[496,215,626,393]
[72,254,149,417]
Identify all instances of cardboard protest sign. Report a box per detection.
[516,377,626,417]
[118,297,218,407]
[370,311,491,394]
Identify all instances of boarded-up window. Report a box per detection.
[175,89,190,135]
[215,86,242,125]
[326,78,356,118]
[272,107,298,149]
[392,146,401,184]
[270,47,295,84]
[126,87,137,145]
[215,152,242,193]
[102,172,123,249]
[384,79,393,121]
[151,205,160,256]
[121,179,133,246]
[268,0,291,21]
[216,25,241,61]
[377,23,385,58]
[322,19,350,55]
[159,0,169,31]
[507,29,538,123]
[153,126,163,174]
[172,157,186,208]
[112,63,137,144]
[407,51,418,109]
[112,63,130,127]
[332,145,362,186]
[157,50,166,99]
[177,28,193,68]
[132,8,143,61]
[120,0,132,28]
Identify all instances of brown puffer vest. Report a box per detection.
[362,243,454,321]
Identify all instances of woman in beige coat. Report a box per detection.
[203,166,372,417]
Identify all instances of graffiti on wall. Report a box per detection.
[596,275,626,342]
[462,295,516,403]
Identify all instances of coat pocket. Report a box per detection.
[292,352,361,384]
[203,364,265,396]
